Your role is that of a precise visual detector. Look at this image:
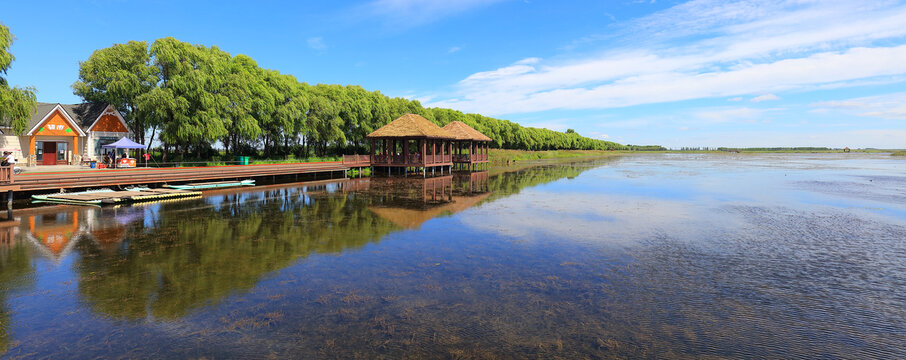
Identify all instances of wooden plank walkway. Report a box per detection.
[37,188,201,205]
[10,162,347,192]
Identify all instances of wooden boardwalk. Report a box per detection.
[36,188,201,205]
[6,162,347,192]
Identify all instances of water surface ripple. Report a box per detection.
[0,153,904,358]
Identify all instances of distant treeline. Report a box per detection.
[70,37,627,159]
[716,147,831,152]
[626,145,668,151]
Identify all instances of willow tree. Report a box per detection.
[143,37,230,157]
[219,54,266,155]
[262,72,309,157]
[304,84,346,156]
[0,23,36,134]
[72,40,157,145]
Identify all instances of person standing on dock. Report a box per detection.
[143,152,150,167]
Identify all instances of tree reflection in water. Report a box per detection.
[0,214,33,353]
[0,158,605,357]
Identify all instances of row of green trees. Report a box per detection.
[0,24,37,134]
[71,36,627,159]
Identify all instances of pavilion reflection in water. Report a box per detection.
[342,171,490,229]
[0,172,494,325]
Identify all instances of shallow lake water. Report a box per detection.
[1,153,904,359]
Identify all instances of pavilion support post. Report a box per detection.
[403,138,409,166]
[421,139,427,167]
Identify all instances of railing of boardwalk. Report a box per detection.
[0,165,13,184]
[342,155,371,166]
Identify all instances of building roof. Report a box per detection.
[7,102,121,134]
[441,121,492,142]
[366,113,454,139]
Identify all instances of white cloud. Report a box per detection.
[425,1,906,115]
[751,94,779,102]
[307,37,326,50]
[515,57,541,65]
[448,46,462,53]
[432,45,906,114]
[812,92,906,120]
[727,97,743,102]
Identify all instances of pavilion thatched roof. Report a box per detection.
[441,121,492,142]
[367,114,454,139]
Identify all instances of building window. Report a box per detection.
[35,141,43,161]
[95,137,119,157]
[57,142,67,161]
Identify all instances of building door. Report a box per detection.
[42,142,57,165]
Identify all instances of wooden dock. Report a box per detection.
[6,162,347,192]
[35,188,201,205]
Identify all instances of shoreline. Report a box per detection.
[488,148,906,166]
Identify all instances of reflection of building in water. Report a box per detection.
[0,213,19,248]
[25,209,81,260]
[453,171,489,195]
[356,172,491,229]
[15,205,138,261]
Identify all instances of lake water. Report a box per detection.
[1,153,904,359]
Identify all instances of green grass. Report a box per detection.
[249,156,339,165]
[891,151,906,156]
[489,149,624,166]
[345,167,372,177]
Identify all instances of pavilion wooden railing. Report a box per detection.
[365,154,454,166]
[0,165,13,184]
[452,153,489,163]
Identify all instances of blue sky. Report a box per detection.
[3,0,905,148]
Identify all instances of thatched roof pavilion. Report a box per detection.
[441,121,492,142]
[361,114,455,174]
[367,114,453,139]
[441,121,491,169]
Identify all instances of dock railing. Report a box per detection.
[342,154,371,167]
[0,165,13,184]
